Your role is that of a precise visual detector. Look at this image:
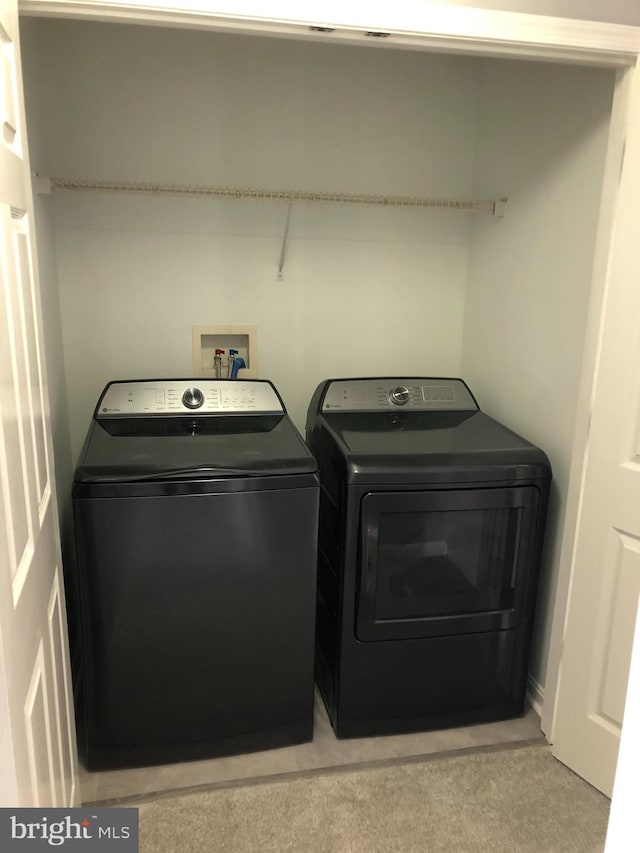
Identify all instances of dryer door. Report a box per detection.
[356,486,542,641]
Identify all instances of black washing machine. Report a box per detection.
[305,377,551,739]
[72,379,319,769]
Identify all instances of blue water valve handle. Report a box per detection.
[230,357,246,380]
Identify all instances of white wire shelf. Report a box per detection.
[47,177,505,215]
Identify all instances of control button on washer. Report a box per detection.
[182,387,204,409]
[389,386,410,406]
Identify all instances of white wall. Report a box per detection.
[460,59,614,693]
[23,18,478,456]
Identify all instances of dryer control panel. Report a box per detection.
[96,380,284,416]
[321,378,478,412]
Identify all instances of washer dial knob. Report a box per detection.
[182,387,204,409]
[389,386,410,406]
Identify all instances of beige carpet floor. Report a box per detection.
[135,742,609,853]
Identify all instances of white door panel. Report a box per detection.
[0,0,77,807]
[552,62,640,797]
[0,207,34,594]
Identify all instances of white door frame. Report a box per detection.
[11,0,640,60]
[16,0,640,66]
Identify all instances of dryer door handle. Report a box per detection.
[365,557,374,594]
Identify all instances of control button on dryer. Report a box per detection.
[182,387,204,409]
[389,386,410,406]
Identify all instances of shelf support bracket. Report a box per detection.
[493,198,508,218]
[33,174,52,195]
[277,201,293,281]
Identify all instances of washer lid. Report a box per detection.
[74,379,317,483]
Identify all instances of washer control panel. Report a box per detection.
[321,378,478,412]
[97,380,284,416]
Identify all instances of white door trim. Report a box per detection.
[16,0,640,65]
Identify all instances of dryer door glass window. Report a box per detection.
[356,487,541,642]
[376,506,518,619]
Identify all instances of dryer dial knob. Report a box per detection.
[182,387,204,409]
[389,386,410,406]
